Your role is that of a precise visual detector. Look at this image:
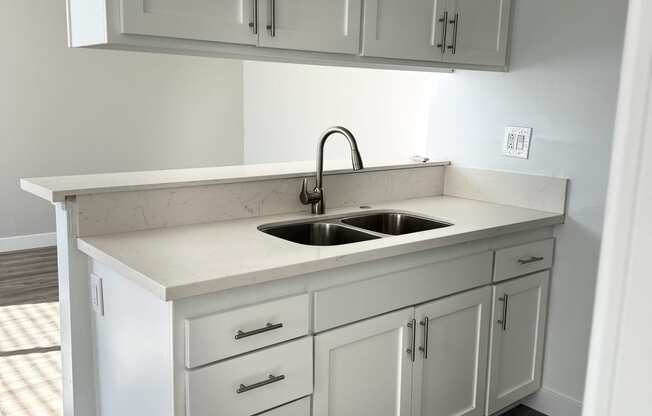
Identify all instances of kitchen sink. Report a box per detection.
[260,222,380,246]
[259,210,452,246]
[341,212,451,235]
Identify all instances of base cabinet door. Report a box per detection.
[362,0,447,61]
[486,271,550,414]
[313,307,415,416]
[411,287,491,416]
[120,0,258,45]
[258,0,362,54]
[443,0,511,66]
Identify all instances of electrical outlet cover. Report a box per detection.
[90,273,104,316]
[503,126,532,159]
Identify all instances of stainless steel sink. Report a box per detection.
[259,210,452,246]
[260,222,380,246]
[341,212,451,235]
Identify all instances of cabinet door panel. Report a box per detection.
[121,0,257,45]
[313,308,414,416]
[258,0,362,54]
[487,271,550,414]
[444,0,511,66]
[363,0,446,61]
[412,287,491,416]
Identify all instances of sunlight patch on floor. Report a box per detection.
[0,303,62,416]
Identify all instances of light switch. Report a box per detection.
[503,127,532,159]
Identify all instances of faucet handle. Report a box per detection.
[300,178,322,205]
[300,178,310,204]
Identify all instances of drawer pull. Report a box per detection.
[237,374,286,394]
[518,256,545,265]
[235,322,284,340]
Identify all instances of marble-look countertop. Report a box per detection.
[20,159,449,203]
[77,196,564,301]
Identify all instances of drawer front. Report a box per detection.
[493,239,554,282]
[259,397,311,416]
[186,337,313,416]
[185,294,309,368]
[313,251,493,332]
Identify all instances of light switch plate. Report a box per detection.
[503,126,532,159]
[90,273,104,316]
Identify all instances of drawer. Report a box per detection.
[186,337,313,416]
[258,396,311,416]
[493,239,554,282]
[185,294,309,368]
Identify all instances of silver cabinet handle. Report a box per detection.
[419,317,430,359]
[436,11,448,54]
[266,0,276,37]
[406,319,417,362]
[518,256,545,265]
[235,322,283,340]
[237,374,285,394]
[447,13,459,54]
[248,0,259,34]
[497,294,509,331]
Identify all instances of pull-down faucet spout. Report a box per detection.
[300,126,364,215]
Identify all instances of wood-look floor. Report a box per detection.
[0,247,61,416]
[0,247,58,307]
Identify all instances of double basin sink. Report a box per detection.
[259,211,452,246]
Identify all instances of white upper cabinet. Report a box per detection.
[258,0,362,54]
[362,0,511,66]
[120,0,258,45]
[486,271,550,414]
[362,0,446,61]
[443,0,512,66]
[313,307,414,416]
[411,287,491,416]
[69,0,513,70]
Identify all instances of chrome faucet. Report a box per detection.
[300,126,364,215]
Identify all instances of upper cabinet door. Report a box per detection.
[443,0,511,66]
[411,286,491,416]
[486,271,550,415]
[258,0,362,54]
[362,0,447,62]
[313,307,414,416]
[120,0,258,45]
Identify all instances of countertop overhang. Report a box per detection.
[20,160,449,203]
[77,195,564,301]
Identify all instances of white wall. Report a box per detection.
[243,61,439,164]
[426,0,627,408]
[0,1,243,240]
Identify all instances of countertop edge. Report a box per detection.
[77,238,168,300]
[77,214,563,302]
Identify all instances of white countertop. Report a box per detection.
[77,196,564,301]
[20,159,449,202]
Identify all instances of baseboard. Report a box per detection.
[0,232,57,253]
[522,387,583,416]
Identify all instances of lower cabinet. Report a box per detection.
[486,271,550,414]
[313,286,492,416]
[412,287,491,416]
[313,307,414,416]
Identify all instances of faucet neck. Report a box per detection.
[315,126,364,189]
